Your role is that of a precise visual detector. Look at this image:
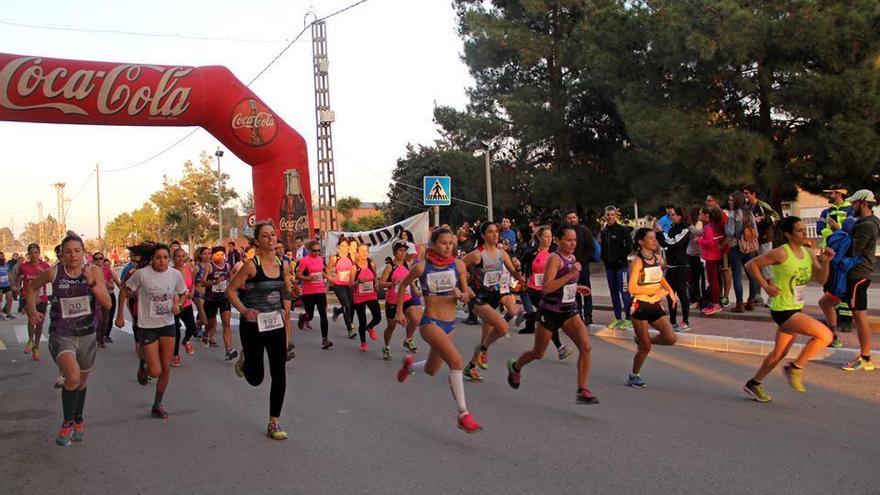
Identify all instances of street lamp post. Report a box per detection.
[466,139,494,222]
[215,148,224,243]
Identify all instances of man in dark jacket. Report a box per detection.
[600,206,632,328]
[566,210,597,324]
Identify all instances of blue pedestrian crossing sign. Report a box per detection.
[423,176,452,206]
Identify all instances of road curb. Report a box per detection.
[587,324,857,365]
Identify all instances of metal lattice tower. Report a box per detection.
[311,20,337,240]
[53,182,66,240]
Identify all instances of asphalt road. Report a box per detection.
[0,313,878,495]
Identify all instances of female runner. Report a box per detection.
[228,223,291,439]
[396,227,482,433]
[626,228,678,388]
[743,217,834,402]
[330,238,356,339]
[350,244,382,353]
[506,225,598,404]
[27,232,111,445]
[520,226,573,359]
[379,241,420,358]
[172,248,198,365]
[297,240,332,349]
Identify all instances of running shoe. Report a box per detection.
[234,355,245,378]
[359,342,369,352]
[171,356,181,367]
[347,326,357,339]
[506,359,521,389]
[286,343,296,361]
[829,335,843,349]
[382,346,392,361]
[674,322,692,332]
[297,313,307,330]
[56,421,74,446]
[514,310,526,327]
[477,351,489,370]
[266,421,288,441]
[557,345,574,360]
[321,338,334,350]
[608,319,621,329]
[209,340,219,348]
[403,339,418,353]
[457,412,482,434]
[332,306,342,322]
[720,296,730,307]
[32,348,40,361]
[841,357,875,372]
[397,354,414,382]
[503,311,514,323]
[137,366,148,386]
[98,341,106,349]
[184,342,194,355]
[619,319,633,329]
[576,388,599,404]
[72,422,84,442]
[463,362,483,382]
[225,348,238,361]
[24,339,33,354]
[201,337,209,348]
[305,321,312,330]
[151,405,169,419]
[626,373,647,388]
[105,336,114,344]
[743,380,772,403]
[368,328,378,341]
[701,304,722,316]
[782,364,805,392]
[7,313,15,319]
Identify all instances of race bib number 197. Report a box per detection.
[258,311,284,332]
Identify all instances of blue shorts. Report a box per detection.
[410,294,422,306]
[419,315,455,334]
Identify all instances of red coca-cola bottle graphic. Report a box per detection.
[248,100,264,146]
[279,169,308,249]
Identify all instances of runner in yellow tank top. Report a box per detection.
[742,216,835,402]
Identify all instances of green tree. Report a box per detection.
[20,215,61,247]
[104,203,164,249]
[336,196,362,225]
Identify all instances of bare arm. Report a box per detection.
[746,246,786,296]
[227,260,257,319]
[26,267,55,324]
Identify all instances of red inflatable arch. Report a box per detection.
[0,53,312,248]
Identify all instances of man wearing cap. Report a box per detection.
[838,190,880,372]
[816,184,855,248]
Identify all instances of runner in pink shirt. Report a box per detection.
[296,240,331,349]
[17,243,52,360]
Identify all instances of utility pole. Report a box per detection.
[53,182,66,241]
[37,202,43,247]
[215,148,225,243]
[96,163,102,244]
[312,20,338,243]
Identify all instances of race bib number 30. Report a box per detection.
[562,284,577,304]
[61,296,91,319]
[258,311,284,332]
[426,271,456,294]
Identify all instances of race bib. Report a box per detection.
[0,275,8,285]
[212,280,228,293]
[310,273,324,282]
[257,311,284,332]
[482,270,501,287]
[533,273,544,288]
[500,272,511,294]
[394,283,411,296]
[358,281,375,293]
[642,266,663,285]
[60,296,91,319]
[794,285,806,306]
[338,271,351,283]
[562,284,577,304]
[426,271,456,294]
[150,299,172,317]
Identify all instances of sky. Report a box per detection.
[0,0,473,239]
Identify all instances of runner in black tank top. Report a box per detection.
[506,226,599,404]
[461,222,525,381]
[626,229,678,389]
[228,223,291,440]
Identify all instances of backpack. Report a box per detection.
[739,210,759,254]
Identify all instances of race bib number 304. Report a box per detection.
[61,295,91,319]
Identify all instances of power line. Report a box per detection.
[101,129,199,173]
[0,18,290,44]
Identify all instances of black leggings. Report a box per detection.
[239,321,286,418]
[687,255,705,307]
[104,292,117,339]
[332,285,355,329]
[303,293,329,339]
[174,305,197,356]
[354,300,382,343]
[665,265,690,325]
[526,289,564,349]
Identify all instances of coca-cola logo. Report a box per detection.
[230,98,277,147]
[0,56,193,118]
[280,216,308,233]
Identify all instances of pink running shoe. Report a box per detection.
[457,413,482,434]
[397,355,414,383]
